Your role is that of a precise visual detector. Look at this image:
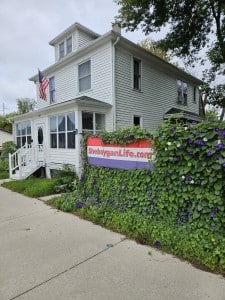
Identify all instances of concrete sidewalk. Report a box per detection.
[0,184,225,300]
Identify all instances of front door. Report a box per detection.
[36,123,45,162]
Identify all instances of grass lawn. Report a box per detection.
[2,177,57,198]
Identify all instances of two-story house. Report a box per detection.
[9,22,203,180]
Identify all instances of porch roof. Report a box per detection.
[164,107,204,122]
[10,96,112,122]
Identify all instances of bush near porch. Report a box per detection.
[50,120,225,274]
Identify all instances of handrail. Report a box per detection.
[9,143,45,178]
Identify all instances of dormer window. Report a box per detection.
[66,37,72,54]
[59,42,65,59]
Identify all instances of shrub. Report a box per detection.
[52,164,79,193]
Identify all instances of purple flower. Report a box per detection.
[76,202,85,209]
[222,162,225,168]
[187,151,193,156]
[215,143,224,151]
[171,127,176,132]
[177,145,184,150]
[215,127,219,132]
[214,207,219,212]
[210,213,214,219]
[180,181,185,186]
[211,224,216,231]
[173,156,178,162]
[166,186,170,191]
[165,171,171,177]
[206,151,212,156]
[186,138,193,145]
[194,131,200,136]
[195,139,205,147]
[155,241,161,247]
[220,130,225,138]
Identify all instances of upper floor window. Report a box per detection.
[133,58,141,90]
[193,87,197,103]
[49,77,56,104]
[78,60,91,92]
[177,80,187,105]
[59,42,65,59]
[66,37,72,54]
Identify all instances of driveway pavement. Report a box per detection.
[0,182,225,300]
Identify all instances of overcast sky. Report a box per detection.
[1,0,154,114]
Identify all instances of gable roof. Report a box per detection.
[30,24,203,86]
[49,22,100,46]
[164,107,204,122]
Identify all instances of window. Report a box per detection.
[133,116,142,126]
[66,36,72,54]
[50,112,75,149]
[78,60,91,92]
[59,42,65,59]
[16,121,32,147]
[133,58,141,90]
[82,112,105,133]
[49,77,55,103]
[177,80,188,105]
[193,87,197,103]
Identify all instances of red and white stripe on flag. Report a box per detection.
[38,69,49,100]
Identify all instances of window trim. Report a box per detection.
[49,76,56,104]
[59,42,65,59]
[78,59,91,93]
[177,80,188,106]
[16,121,32,147]
[50,112,76,149]
[66,36,72,54]
[82,111,105,134]
[133,57,142,90]
[133,115,143,127]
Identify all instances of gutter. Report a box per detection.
[112,36,120,130]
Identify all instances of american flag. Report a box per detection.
[38,69,49,100]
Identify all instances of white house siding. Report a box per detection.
[115,47,200,130]
[36,43,113,110]
[78,30,96,48]
[0,130,12,148]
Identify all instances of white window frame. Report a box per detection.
[66,36,72,54]
[59,42,65,59]
[133,57,142,90]
[49,112,76,149]
[177,80,188,105]
[78,59,91,93]
[82,111,105,134]
[133,115,143,127]
[49,76,56,104]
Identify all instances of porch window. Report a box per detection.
[177,80,188,105]
[50,112,75,149]
[82,112,105,133]
[16,121,32,147]
[78,60,91,92]
[49,77,55,103]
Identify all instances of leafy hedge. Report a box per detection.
[51,120,225,273]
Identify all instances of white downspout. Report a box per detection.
[112,36,120,130]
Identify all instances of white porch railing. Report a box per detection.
[9,144,45,180]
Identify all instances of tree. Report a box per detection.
[115,1,225,66]
[138,38,171,62]
[17,98,35,114]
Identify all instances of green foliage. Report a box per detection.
[52,164,79,193]
[101,126,152,144]
[49,121,225,273]
[114,0,225,66]
[2,178,57,197]
[1,141,17,158]
[17,98,35,115]
[0,116,12,132]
